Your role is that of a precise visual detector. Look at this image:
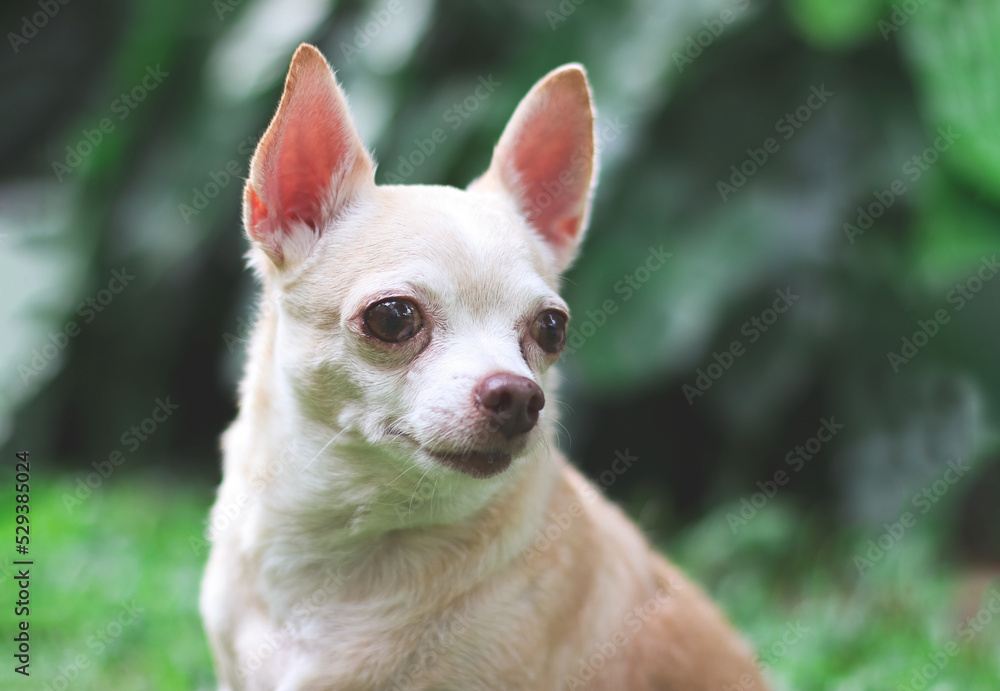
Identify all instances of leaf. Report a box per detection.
[901,0,1000,202]
[785,0,886,48]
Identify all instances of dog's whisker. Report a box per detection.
[385,460,420,488]
[554,399,575,414]
[427,479,439,519]
[407,467,432,523]
[548,419,572,450]
[300,428,347,473]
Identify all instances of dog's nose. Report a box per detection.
[476,373,545,439]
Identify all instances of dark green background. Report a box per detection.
[2,0,999,687]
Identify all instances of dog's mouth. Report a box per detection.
[423,448,513,479]
[394,433,517,479]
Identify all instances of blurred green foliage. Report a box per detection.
[4,0,999,530]
[2,0,1000,683]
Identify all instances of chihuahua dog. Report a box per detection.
[200,43,767,691]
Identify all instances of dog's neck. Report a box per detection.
[239,431,560,614]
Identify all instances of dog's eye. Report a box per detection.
[364,299,423,343]
[531,310,567,354]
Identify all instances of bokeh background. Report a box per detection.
[2,0,1000,687]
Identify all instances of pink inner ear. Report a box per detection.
[504,86,593,252]
[248,187,269,233]
[269,101,350,230]
[555,215,580,243]
[248,46,370,254]
[514,127,584,245]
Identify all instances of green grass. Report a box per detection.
[2,475,998,689]
[662,503,1000,689]
[2,475,216,690]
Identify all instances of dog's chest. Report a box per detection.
[258,592,553,690]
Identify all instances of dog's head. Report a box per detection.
[243,45,595,495]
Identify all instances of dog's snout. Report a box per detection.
[476,373,545,439]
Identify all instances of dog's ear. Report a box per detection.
[472,64,596,273]
[244,43,374,269]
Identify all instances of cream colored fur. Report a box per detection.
[201,44,768,691]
